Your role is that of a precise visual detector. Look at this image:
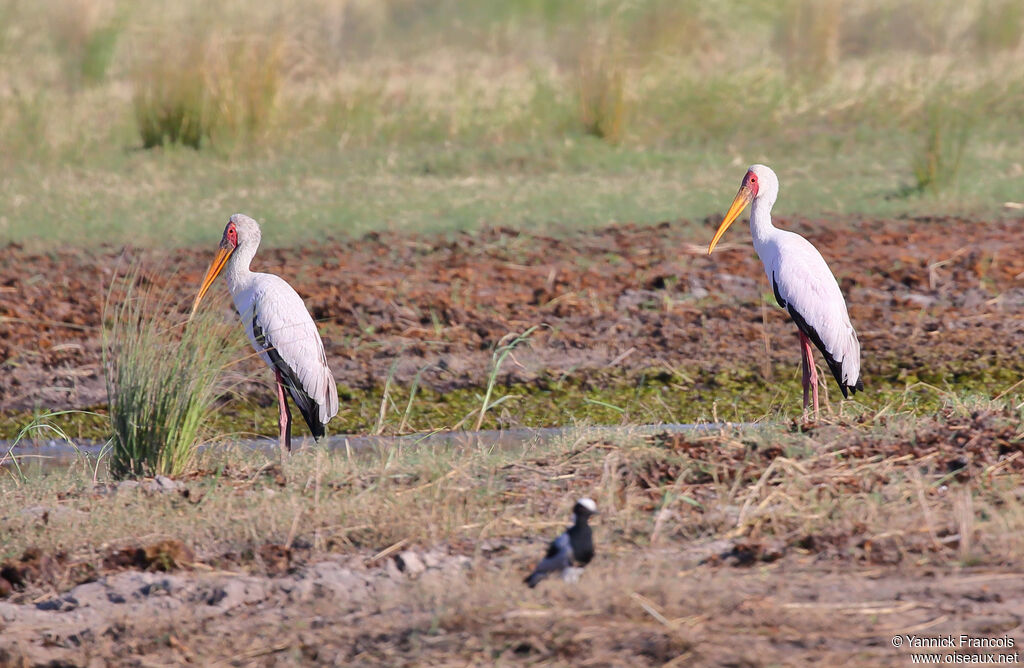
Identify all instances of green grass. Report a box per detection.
[102,271,243,478]
[0,0,1022,248]
[2,127,1022,250]
[5,361,1023,444]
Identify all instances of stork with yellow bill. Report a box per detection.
[191,213,339,451]
[707,165,863,415]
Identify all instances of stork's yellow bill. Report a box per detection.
[707,170,760,255]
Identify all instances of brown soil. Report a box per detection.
[3,216,1023,414]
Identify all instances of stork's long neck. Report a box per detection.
[749,194,777,251]
[225,240,258,295]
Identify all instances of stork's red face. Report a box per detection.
[221,222,238,251]
[707,169,758,255]
[741,170,760,197]
[190,221,238,319]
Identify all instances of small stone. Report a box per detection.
[154,475,179,491]
[310,562,365,597]
[285,578,316,603]
[205,578,266,609]
[384,557,402,580]
[902,293,936,308]
[0,602,17,621]
[35,595,77,612]
[116,480,140,493]
[394,551,426,576]
[67,582,109,607]
[422,550,443,569]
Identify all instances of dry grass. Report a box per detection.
[132,31,283,150]
[3,397,1022,573]
[911,102,972,194]
[3,398,1023,663]
[775,0,842,82]
[2,0,1022,155]
[47,0,124,89]
[1,0,1023,245]
[576,32,628,143]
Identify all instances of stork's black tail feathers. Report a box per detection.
[786,304,863,399]
[255,316,328,441]
[295,395,326,440]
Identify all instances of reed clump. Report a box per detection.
[132,32,283,150]
[102,270,239,478]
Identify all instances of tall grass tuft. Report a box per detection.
[49,0,125,89]
[912,103,971,194]
[132,32,283,150]
[775,0,841,82]
[474,326,538,431]
[577,36,627,143]
[974,0,1023,53]
[102,270,238,478]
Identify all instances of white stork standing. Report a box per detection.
[707,165,862,415]
[190,213,339,451]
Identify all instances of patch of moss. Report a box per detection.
[3,361,1022,441]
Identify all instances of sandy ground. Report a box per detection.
[2,541,1022,666]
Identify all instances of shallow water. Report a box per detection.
[1,422,743,473]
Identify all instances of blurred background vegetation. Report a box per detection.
[0,0,1021,247]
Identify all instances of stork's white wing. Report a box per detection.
[766,232,861,390]
[245,274,339,427]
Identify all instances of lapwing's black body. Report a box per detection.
[525,498,597,588]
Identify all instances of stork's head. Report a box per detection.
[190,213,263,318]
[707,164,779,254]
[226,213,262,249]
[573,497,598,520]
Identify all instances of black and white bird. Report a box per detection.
[190,214,339,452]
[707,165,863,415]
[524,498,597,588]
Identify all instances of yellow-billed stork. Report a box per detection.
[707,165,863,415]
[191,213,339,450]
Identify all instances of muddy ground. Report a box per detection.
[3,216,1024,420]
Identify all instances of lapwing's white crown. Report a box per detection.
[577,497,597,512]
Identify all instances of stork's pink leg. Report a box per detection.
[809,359,820,416]
[275,368,292,453]
[799,332,819,418]
[800,336,810,411]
